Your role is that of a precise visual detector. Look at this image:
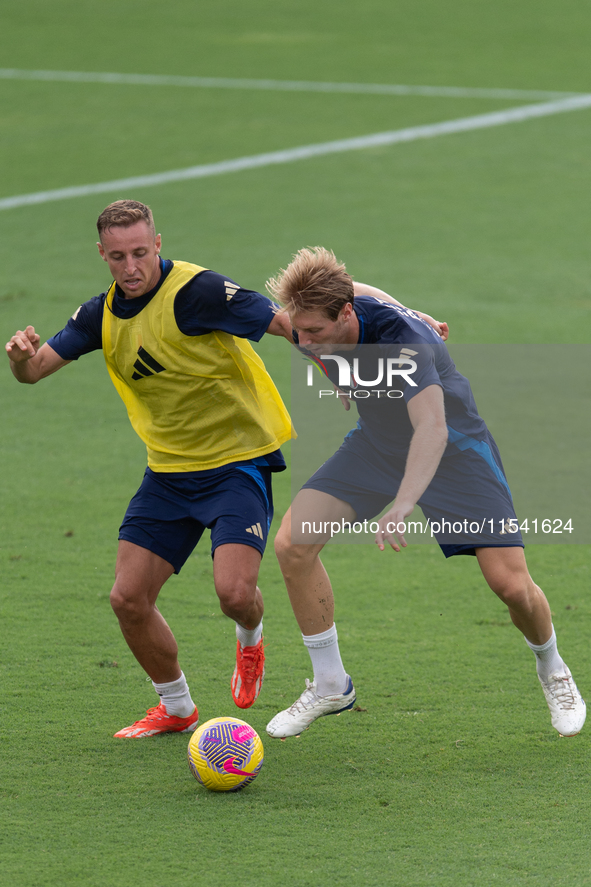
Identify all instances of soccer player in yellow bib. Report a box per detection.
[5,200,295,738]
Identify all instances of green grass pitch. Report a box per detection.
[1,2,590,885]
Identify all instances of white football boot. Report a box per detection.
[266,676,356,738]
[538,668,586,737]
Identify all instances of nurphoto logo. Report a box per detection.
[306,347,418,399]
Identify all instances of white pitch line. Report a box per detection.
[0,67,582,101]
[2,94,591,212]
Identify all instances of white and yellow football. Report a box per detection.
[187,717,264,792]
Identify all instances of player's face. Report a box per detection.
[290,304,355,354]
[97,221,162,298]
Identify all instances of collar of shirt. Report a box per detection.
[111,258,174,318]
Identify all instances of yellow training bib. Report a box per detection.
[102,261,293,471]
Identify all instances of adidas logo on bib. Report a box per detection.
[132,347,166,381]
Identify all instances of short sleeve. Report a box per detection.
[174,271,276,341]
[46,295,104,360]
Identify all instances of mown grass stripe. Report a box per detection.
[1,94,591,212]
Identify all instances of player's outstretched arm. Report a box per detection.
[376,384,448,552]
[353,281,405,306]
[265,310,295,341]
[6,326,70,383]
[353,282,449,341]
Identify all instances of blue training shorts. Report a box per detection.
[302,426,524,557]
[119,462,274,573]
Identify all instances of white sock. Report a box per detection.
[525,626,566,682]
[302,623,348,696]
[236,621,263,648]
[152,671,195,718]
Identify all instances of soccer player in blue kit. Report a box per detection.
[5,199,297,737]
[265,247,586,740]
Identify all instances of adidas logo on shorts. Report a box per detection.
[245,523,264,539]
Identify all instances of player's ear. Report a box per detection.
[97,241,107,261]
[155,233,162,254]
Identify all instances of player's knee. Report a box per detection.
[215,576,257,616]
[491,576,535,612]
[274,527,311,573]
[273,524,291,562]
[109,582,150,623]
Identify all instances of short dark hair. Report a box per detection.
[97,200,155,238]
[266,247,354,321]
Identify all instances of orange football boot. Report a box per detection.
[231,638,265,709]
[113,703,199,738]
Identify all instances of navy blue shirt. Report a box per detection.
[298,296,489,455]
[48,259,277,360]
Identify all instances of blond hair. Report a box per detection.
[266,247,354,321]
[97,200,155,239]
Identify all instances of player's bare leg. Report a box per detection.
[476,546,585,736]
[110,540,198,737]
[212,543,263,629]
[476,546,551,644]
[213,543,266,709]
[267,491,357,738]
[275,489,356,633]
[110,540,179,682]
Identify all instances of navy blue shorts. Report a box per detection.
[302,427,523,557]
[119,462,274,573]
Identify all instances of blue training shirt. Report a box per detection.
[297,296,489,456]
[48,259,277,359]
